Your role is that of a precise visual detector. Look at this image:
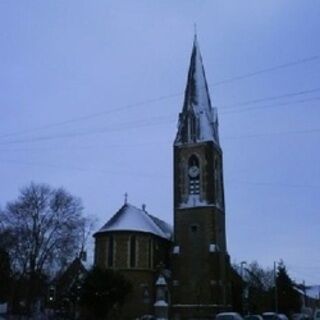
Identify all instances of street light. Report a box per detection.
[240,261,247,315]
[240,261,247,279]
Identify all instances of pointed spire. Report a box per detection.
[175,36,219,146]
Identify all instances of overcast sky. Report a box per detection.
[1,1,320,285]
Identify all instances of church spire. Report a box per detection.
[175,37,219,146]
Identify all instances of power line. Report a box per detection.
[221,96,320,115]
[0,94,181,141]
[218,87,320,109]
[226,178,320,190]
[1,158,319,190]
[0,139,171,153]
[1,54,318,140]
[211,55,319,87]
[0,115,176,146]
[223,128,320,140]
[0,113,320,148]
[1,124,320,153]
[0,158,170,180]
[1,90,320,146]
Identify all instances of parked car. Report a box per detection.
[245,314,264,320]
[314,309,320,320]
[278,314,289,320]
[292,313,309,320]
[263,312,281,320]
[140,315,156,320]
[216,312,244,320]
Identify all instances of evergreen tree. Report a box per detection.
[80,267,132,319]
[276,260,301,315]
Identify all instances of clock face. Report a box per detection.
[188,165,200,178]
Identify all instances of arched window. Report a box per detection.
[107,235,114,267]
[188,155,200,195]
[189,154,199,167]
[129,235,136,268]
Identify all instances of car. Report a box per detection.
[262,312,281,320]
[292,314,304,320]
[292,313,309,320]
[278,314,289,320]
[216,312,244,320]
[314,309,320,320]
[140,315,156,320]
[245,314,264,320]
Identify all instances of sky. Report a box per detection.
[0,1,320,285]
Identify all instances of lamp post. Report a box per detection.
[240,261,247,315]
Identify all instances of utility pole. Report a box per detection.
[241,261,247,315]
[274,261,278,313]
[302,280,306,308]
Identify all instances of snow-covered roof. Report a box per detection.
[296,285,320,300]
[94,203,173,241]
[306,285,320,299]
[175,36,219,146]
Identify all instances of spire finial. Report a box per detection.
[193,23,197,41]
[124,192,128,205]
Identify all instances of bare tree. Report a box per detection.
[244,261,275,313]
[245,261,274,291]
[0,182,90,311]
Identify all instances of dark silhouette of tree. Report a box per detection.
[239,261,274,314]
[276,260,301,315]
[0,182,89,312]
[0,247,11,303]
[80,267,132,320]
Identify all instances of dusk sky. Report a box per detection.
[1,1,319,285]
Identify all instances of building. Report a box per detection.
[94,36,232,320]
[94,203,173,318]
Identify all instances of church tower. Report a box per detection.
[171,37,231,319]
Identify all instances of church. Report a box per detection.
[93,37,235,320]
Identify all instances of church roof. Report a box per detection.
[94,203,173,240]
[175,36,219,146]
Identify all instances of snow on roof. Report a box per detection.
[94,203,173,240]
[175,36,219,146]
[306,285,320,299]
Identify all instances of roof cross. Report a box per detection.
[124,192,128,205]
